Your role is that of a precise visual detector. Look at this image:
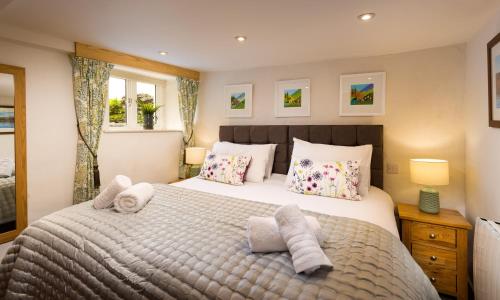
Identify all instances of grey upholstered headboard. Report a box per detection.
[219,125,383,189]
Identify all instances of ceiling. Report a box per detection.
[0,0,499,72]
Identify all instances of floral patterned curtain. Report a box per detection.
[71,55,113,204]
[177,77,200,178]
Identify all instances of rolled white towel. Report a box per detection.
[113,183,154,213]
[274,204,333,274]
[93,175,132,209]
[247,216,323,253]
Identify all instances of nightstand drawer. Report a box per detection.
[412,243,457,270]
[399,204,472,299]
[411,222,456,247]
[421,266,457,295]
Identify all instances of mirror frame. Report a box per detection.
[0,63,27,244]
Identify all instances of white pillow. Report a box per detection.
[0,158,14,178]
[265,144,278,179]
[212,142,274,183]
[286,138,373,196]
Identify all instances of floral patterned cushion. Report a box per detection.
[288,158,362,201]
[198,152,251,185]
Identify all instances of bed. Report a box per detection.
[0,125,439,299]
[173,174,398,237]
[0,176,16,226]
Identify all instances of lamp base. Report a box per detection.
[419,187,440,214]
[187,165,201,178]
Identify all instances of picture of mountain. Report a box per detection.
[351,83,374,105]
[284,88,302,108]
[231,92,245,109]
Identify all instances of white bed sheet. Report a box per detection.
[172,174,399,237]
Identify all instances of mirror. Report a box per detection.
[0,74,16,233]
[0,64,26,243]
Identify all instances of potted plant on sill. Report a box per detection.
[139,103,162,130]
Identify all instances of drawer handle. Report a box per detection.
[429,233,436,239]
[430,255,437,261]
[430,277,437,283]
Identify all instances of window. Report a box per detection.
[108,77,127,126]
[107,71,165,130]
[136,82,156,125]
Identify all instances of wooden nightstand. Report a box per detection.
[398,203,472,300]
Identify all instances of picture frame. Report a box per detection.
[339,72,386,116]
[274,79,310,117]
[487,31,500,128]
[224,84,253,118]
[0,105,14,134]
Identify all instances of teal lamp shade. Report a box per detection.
[410,159,449,214]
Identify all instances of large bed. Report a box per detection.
[173,174,398,237]
[0,125,439,299]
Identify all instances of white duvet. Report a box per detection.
[172,173,399,237]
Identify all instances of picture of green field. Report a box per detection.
[231,92,245,109]
[284,88,302,108]
[351,83,374,105]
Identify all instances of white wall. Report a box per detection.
[0,38,182,227]
[0,135,14,160]
[99,131,181,187]
[197,45,466,212]
[0,38,77,222]
[464,9,500,223]
[0,96,13,105]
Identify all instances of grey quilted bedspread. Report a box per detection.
[0,176,15,225]
[0,184,439,300]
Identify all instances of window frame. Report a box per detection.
[105,70,166,131]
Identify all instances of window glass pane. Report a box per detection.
[108,77,127,126]
[136,82,156,124]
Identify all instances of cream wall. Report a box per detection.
[0,135,14,160]
[196,45,466,212]
[464,9,500,223]
[99,131,181,187]
[0,38,181,227]
[0,38,77,222]
[0,96,13,105]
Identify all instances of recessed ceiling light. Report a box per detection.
[358,13,375,21]
[235,36,247,43]
[158,51,168,56]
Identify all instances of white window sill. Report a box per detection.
[103,128,182,134]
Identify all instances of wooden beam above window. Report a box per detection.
[75,42,200,80]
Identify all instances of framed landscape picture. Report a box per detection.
[275,79,310,117]
[487,32,500,128]
[0,106,14,134]
[339,72,386,116]
[224,84,253,118]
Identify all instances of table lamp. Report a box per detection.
[410,159,449,214]
[185,147,206,178]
